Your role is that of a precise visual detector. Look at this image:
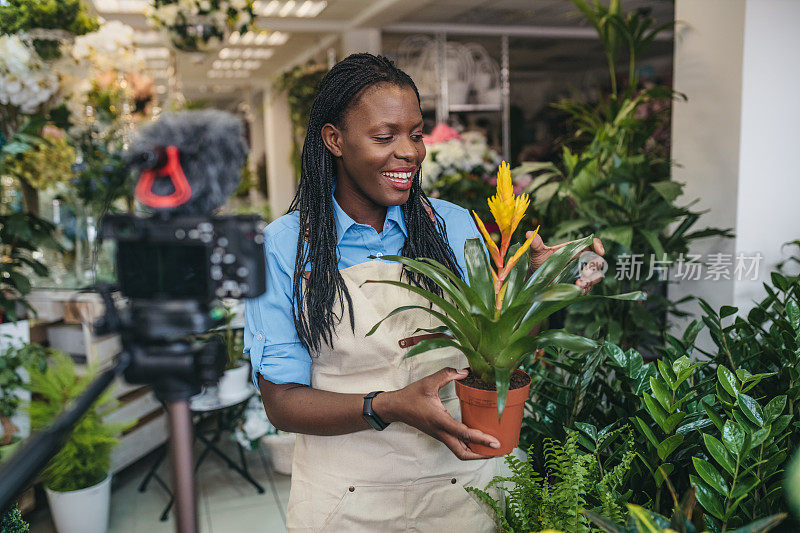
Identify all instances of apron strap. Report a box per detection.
[398,332,451,348]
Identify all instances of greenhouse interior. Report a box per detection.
[0,0,799,532]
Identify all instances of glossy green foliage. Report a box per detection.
[520,0,732,354]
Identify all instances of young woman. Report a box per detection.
[244,53,603,532]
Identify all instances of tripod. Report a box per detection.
[0,284,226,533]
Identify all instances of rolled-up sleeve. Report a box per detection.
[243,218,312,387]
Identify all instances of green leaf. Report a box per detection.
[377,253,475,315]
[642,393,669,432]
[726,514,787,533]
[402,337,467,359]
[763,396,786,424]
[651,180,683,202]
[771,272,788,291]
[649,376,674,413]
[638,228,665,262]
[717,366,740,397]
[599,226,633,249]
[737,394,765,426]
[657,434,684,462]
[633,416,661,450]
[494,367,513,419]
[693,457,729,495]
[627,504,663,532]
[704,434,735,475]
[581,509,627,533]
[654,463,674,487]
[691,476,726,519]
[720,305,738,318]
[722,420,746,456]
[500,245,528,312]
[362,280,479,346]
[656,359,677,390]
[463,238,495,312]
[786,300,800,333]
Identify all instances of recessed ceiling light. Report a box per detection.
[93,0,148,13]
[137,47,170,59]
[278,1,296,17]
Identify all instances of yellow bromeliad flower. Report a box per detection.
[487,161,531,258]
[473,161,540,311]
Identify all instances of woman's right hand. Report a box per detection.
[374,367,501,460]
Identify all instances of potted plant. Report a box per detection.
[0,342,46,461]
[214,304,250,400]
[28,350,126,533]
[368,161,643,456]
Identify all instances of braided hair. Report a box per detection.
[288,53,462,354]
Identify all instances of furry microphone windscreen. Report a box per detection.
[126,109,249,215]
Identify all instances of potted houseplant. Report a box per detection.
[29,350,126,533]
[215,304,250,400]
[0,342,46,462]
[368,161,643,456]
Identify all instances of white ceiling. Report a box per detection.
[90,0,674,102]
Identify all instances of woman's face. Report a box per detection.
[323,83,425,217]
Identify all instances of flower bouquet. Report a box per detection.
[146,0,257,53]
[368,162,644,455]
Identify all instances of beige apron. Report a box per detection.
[286,260,500,532]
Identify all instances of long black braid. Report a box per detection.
[288,53,462,354]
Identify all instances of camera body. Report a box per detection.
[101,213,266,303]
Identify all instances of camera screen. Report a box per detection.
[116,242,208,299]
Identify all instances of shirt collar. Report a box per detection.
[331,192,408,245]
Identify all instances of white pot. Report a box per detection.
[217,364,250,400]
[45,475,111,533]
[262,433,295,476]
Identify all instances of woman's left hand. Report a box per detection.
[526,231,606,296]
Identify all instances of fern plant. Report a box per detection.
[28,351,127,492]
[467,431,635,532]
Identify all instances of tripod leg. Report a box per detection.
[138,446,167,492]
[167,400,197,533]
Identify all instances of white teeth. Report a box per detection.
[382,171,413,182]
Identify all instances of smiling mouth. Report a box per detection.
[381,170,414,184]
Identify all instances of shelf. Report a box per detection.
[447,103,503,112]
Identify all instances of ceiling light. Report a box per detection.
[265,31,288,45]
[257,0,281,16]
[243,60,261,70]
[137,47,170,59]
[278,1,296,17]
[93,0,148,13]
[134,31,162,45]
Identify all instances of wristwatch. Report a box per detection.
[362,391,390,431]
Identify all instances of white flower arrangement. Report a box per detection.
[0,34,59,115]
[146,0,257,52]
[55,20,141,131]
[421,126,501,191]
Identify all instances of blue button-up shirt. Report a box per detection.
[243,195,484,387]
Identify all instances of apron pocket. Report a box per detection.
[320,484,406,533]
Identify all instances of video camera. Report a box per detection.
[0,109,267,533]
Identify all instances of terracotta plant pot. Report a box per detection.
[455,369,531,456]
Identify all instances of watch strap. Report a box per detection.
[362,391,389,431]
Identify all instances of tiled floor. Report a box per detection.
[27,439,291,533]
